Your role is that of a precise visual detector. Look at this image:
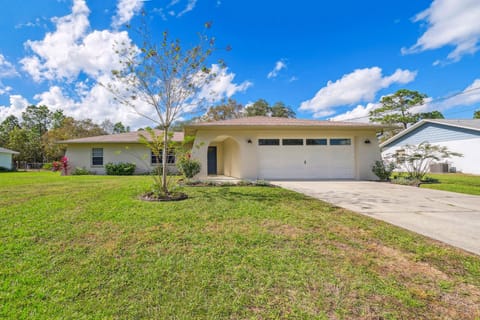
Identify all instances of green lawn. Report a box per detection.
[421,173,480,195]
[1,172,479,319]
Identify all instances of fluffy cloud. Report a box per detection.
[197,64,252,103]
[299,67,417,118]
[402,0,480,62]
[4,0,250,129]
[267,60,286,79]
[0,54,19,78]
[21,0,133,82]
[111,0,144,29]
[0,54,18,96]
[0,95,30,120]
[329,103,380,123]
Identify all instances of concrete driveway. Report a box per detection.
[274,181,480,256]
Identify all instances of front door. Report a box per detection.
[207,146,217,175]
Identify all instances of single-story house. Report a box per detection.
[62,130,184,175]
[62,116,385,180]
[380,119,480,175]
[0,147,19,170]
[185,116,385,180]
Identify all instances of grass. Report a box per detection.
[1,172,479,319]
[420,173,480,195]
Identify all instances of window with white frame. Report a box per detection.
[92,148,104,166]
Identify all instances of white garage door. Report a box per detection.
[257,138,355,180]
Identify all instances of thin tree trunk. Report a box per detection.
[162,128,168,193]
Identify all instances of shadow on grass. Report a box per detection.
[190,186,304,203]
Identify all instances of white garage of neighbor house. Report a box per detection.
[185,116,386,180]
[0,147,19,170]
[381,119,480,175]
[62,130,184,174]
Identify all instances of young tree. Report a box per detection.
[106,19,219,194]
[370,89,427,129]
[390,142,462,180]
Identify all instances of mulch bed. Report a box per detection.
[140,192,188,202]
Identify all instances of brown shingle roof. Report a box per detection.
[186,116,386,129]
[60,130,184,144]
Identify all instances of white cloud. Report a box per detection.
[21,0,133,82]
[177,0,198,17]
[289,76,298,82]
[434,79,480,110]
[329,103,380,123]
[0,95,30,121]
[299,67,417,118]
[196,64,252,103]
[402,0,480,62]
[0,54,19,78]
[267,60,286,79]
[111,0,144,29]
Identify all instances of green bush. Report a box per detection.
[391,176,421,187]
[105,162,136,176]
[372,160,395,181]
[42,163,53,170]
[0,166,11,172]
[71,167,91,175]
[177,157,201,179]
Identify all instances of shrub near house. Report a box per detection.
[105,162,136,176]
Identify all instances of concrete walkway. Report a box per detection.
[274,181,480,256]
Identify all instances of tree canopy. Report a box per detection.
[244,99,296,118]
[369,89,427,130]
[0,105,125,164]
[474,110,480,119]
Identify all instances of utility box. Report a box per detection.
[430,163,449,173]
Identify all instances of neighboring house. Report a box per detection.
[381,119,480,175]
[0,147,19,170]
[62,130,184,175]
[185,116,385,180]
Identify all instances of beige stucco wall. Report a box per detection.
[65,143,177,175]
[191,128,381,180]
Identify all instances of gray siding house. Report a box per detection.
[381,119,480,175]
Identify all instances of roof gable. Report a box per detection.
[381,119,480,149]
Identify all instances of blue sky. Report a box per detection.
[0,0,480,128]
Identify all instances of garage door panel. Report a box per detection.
[257,142,355,180]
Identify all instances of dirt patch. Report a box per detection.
[370,243,480,319]
[261,220,306,239]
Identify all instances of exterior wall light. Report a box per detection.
[247,139,253,144]
[364,139,371,144]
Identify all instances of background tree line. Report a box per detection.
[170,98,296,130]
[0,105,130,164]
